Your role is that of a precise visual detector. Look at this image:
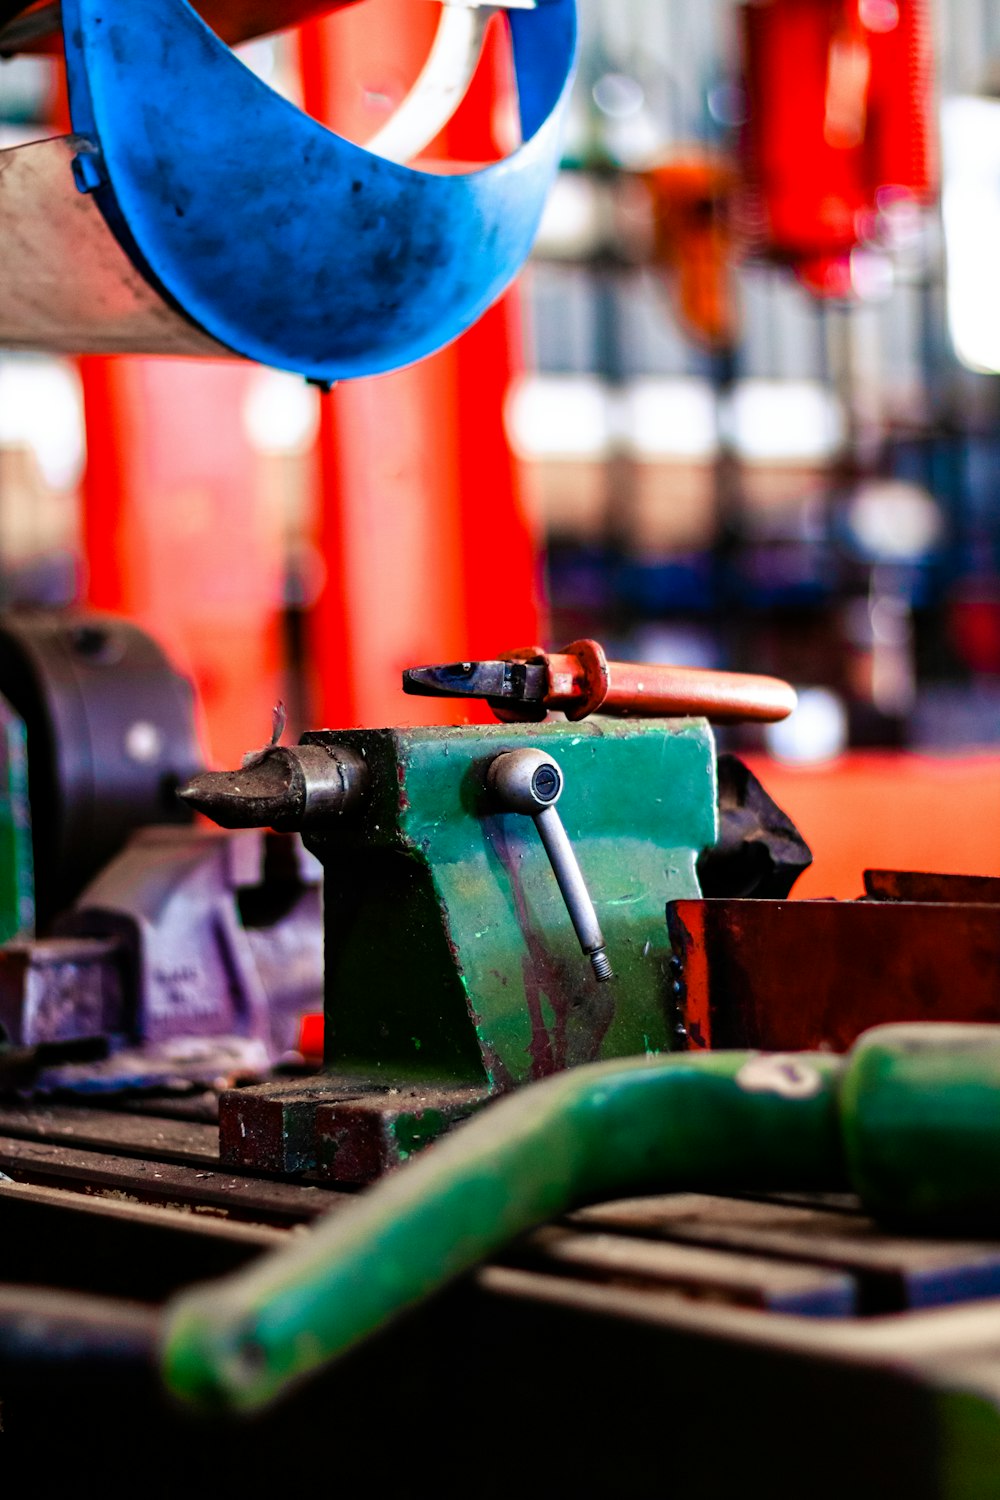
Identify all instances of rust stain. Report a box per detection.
[666,901,711,1049]
[489,817,612,1079]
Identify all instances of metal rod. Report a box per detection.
[534,804,612,980]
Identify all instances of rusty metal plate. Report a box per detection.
[864,869,1000,904]
[667,897,1000,1054]
[0,1176,282,1296]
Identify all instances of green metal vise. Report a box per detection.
[188,716,717,1181]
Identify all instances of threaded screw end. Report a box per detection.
[589,948,613,983]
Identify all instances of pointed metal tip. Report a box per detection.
[177,758,303,830]
[402,664,479,697]
[403,660,547,703]
[401,667,436,697]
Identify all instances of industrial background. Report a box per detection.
[4,1,1000,1491]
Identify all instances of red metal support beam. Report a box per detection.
[299,1,543,730]
[79,355,286,767]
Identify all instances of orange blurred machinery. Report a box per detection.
[644,155,739,350]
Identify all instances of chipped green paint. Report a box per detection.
[164,1022,1000,1417]
[163,1045,845,1412]
[391,1107,450,1162]
[0,695,32,943]
[301,718,716,1093]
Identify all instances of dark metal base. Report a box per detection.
[218,1074,488,1181]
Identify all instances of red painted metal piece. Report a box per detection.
[442,19,543,667]
[541,642,795,722]
[299,3,541,731]
[297,1012,324,1062]
[739,0,937,297]
[79,356,286,768]
[52,41,278,770]
[863,869,1000,904]
[666,897,1000,1053]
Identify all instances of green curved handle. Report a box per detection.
[162,1021,1000,1414]
[841,1023,1000,1227]
[161,1048,847,1412]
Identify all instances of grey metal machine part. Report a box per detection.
[177,743,369,832]
[0,611,203,928]
[488,748,613,982]
[0,826,324,1091]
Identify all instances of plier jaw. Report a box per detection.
[402,657,550,720]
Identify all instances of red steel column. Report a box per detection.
[79,355,286,767]
[444,19,544,662]
[299,1,542,731]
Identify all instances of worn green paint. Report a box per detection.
[161,1046,846,1412]
[303,717,716,1090]
[840,1023,1000,1228]
[934,1385,1000,1500]
[0,695,33,944]
[391,1107,451,1162]
[163,1020,1000,1417]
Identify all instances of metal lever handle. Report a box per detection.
[488,748,613,982]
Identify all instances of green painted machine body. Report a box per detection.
[0,694,33,944]
[301,716,717,1091]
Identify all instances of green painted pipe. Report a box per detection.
[162,1048,848,1411]
[161,1022,1000,1413]
[842,1023,1000,1227]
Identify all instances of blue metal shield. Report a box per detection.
[59,0,576,380]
